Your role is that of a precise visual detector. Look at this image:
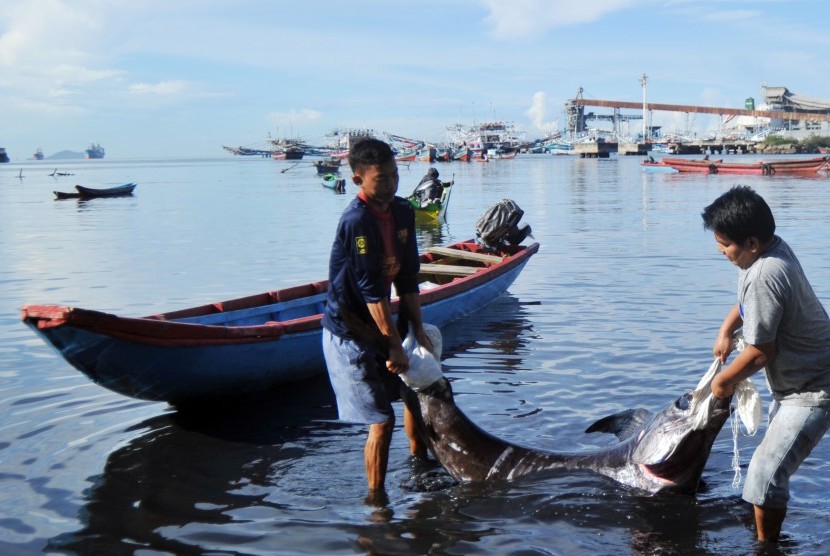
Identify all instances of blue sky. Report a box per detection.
[2,0,829,159]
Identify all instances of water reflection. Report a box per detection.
[47,374,339,554]
[413,217,450,249]
[442,294,537,373]
[42,292,540,555]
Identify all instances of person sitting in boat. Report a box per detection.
[411,168,451,208]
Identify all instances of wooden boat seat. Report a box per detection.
[419,263,479,276]
[426,246,503,263]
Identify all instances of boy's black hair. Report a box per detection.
[702,185,776,244]
[348,138,394,172]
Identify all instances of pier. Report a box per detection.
[576,139,771,157]
[573,141,617,158]
[566,84,830,157]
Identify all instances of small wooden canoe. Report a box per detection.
[321,173,346,192]
[22,240,539,404]
[55,183,137,200]
[408,181,454,221]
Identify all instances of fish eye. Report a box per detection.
[675,393,691,410]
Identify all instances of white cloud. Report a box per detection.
[481,0,645,39]
[49,64,124,83]
[129,80,191,95]
[0,0,105,67]
[267,109,324,127]
[525,92,560,134]
[703,9,760,22]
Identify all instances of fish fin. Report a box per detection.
[585,408,652,441]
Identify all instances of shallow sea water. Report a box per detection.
[3,154,830,554]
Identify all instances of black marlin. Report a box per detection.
[402,377,732,495]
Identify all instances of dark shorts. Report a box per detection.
[322,328,402,424]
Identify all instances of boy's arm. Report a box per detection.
[714,303,743,362]
[711,340,776,398]
[366,299,407,374]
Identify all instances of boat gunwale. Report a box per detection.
[21,241,539,347]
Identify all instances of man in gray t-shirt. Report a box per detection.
[739,236,830,403]
[702,185,830,543]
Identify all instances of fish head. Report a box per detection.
[631,391,732,494]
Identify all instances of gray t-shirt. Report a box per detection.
[739,236,830,406]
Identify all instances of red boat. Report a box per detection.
[642,157,720,171]
[662,156,830,175]
[395,150,417,163]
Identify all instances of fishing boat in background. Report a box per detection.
[434,147,452,162]
[661,156,830,175]
[321,173,346,193]
[222,145,272,157]
[270,140,305,160]
[417,146,436,163]
[394,150,418,163]
[271,147,305,160]
[408,177,454,220]
[0,148,9,163]
[85,143,105,159]
[313,157,342,174]
[33,148,44,160]
[447,121,525,160]
[21,240,539,404]
[640,155,718,172]
[325,128,376,160]
[452,147,472,162]
[54,183,137,200]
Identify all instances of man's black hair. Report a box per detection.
[348,138,394,172]
[702,185,776,244]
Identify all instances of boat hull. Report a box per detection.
[662,156,830,175]
[641,161,677,172]
[408,183,453,220]
[321,174,346,192]
[22,241,539,404]
[55,183,137,199]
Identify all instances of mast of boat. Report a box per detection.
[640,73,649,142]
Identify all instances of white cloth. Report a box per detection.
[688,332,762,488]
[690,357,761,435]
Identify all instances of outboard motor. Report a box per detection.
[475,199,532,249]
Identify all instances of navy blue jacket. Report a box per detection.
[322,195,420,340]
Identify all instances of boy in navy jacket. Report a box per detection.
[322,138,432,501]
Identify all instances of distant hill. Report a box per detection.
[47,150,85,160]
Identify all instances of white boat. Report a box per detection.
[446,121,525,159]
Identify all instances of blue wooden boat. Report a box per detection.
[313,157,341,174]
[21,240,539,404]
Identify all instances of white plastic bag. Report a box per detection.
[400,323,444,391]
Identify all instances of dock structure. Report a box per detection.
[573,141,617,158]
[619,143,649,156]
[573,139,788,157]
[566,85,830,157]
